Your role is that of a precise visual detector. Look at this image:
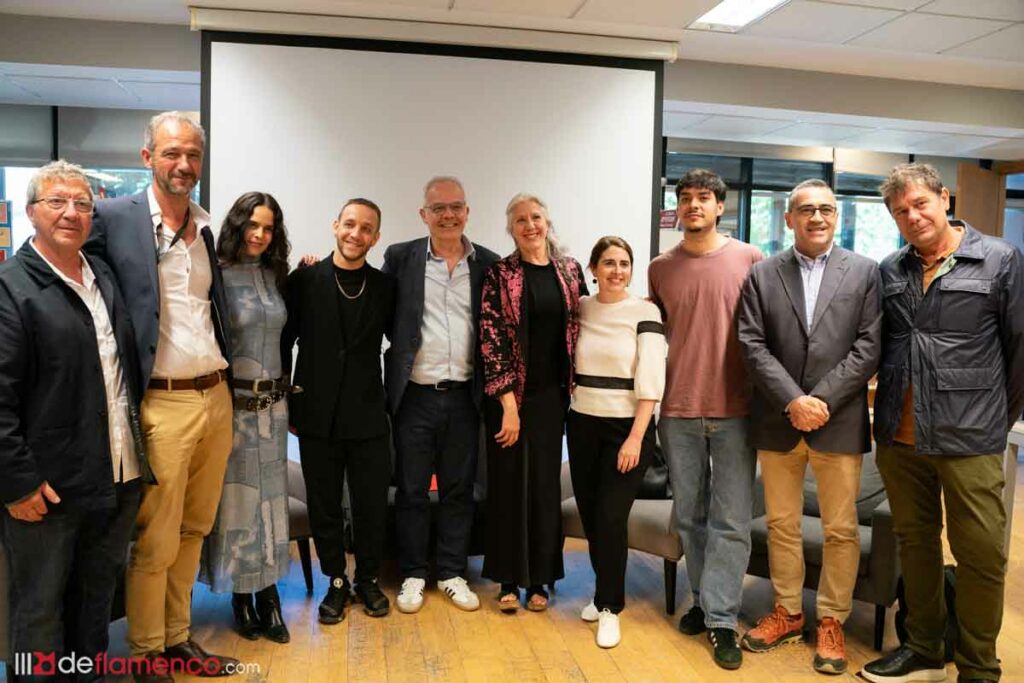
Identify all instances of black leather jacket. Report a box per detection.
[874,222,1024,455]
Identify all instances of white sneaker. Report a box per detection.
[437,576,480,611]
[596,610,621,648]
[396,577,426,614]
[581,601,599,622]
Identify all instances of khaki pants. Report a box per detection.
[758,440,863,622]
[877,443,1006,681]
[126,382,232,656]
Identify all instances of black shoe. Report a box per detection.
[355,578,391,617]
[163,639,240,677]
[130,653,174,683]
[861,645,946,682]
[231,592,261,640]
[708,628,743,670]
[318,576,353,624]
[255,584,291,643]
[677,605,707,635]
[958,679,997,683]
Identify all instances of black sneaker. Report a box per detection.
[708,628,743,670]
[318,576,353,624]
[860,645,946,682]
[677,605,707,635]
[355,579,391,617]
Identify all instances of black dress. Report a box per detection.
[483,260,568,587]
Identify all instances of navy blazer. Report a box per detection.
[738,246,883,454]
[85,190,231,386]
[0,242,150,508]
[381,236,499,414]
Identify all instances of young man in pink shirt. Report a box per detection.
[648,169,763,670]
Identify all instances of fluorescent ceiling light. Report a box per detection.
[689,0,791,33]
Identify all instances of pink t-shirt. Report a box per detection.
[648,237,763,418]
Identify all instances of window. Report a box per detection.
[835,195,899,263]
[751,159,829,188]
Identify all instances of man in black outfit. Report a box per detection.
[282,198,396,622]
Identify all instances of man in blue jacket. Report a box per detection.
[861,163,1024,683]
[0,161,149,681]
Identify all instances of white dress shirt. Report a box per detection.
[147,187,228,380]
[793,244,833,329]
[31,241,139,483]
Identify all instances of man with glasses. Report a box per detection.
[0,161,148,681]
[86,112,235,681]
[383,176,498,614]
[860,163,1024,683]
[737,179,882,675]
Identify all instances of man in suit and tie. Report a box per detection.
[737,178,882,676]
[382,176,498,614]
[282,198,396,623]
[86,112,235,681]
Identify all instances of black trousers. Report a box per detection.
[298,434,391,583]
[4,480,141,683]
[482,385,567,587]
[566,410,653,613]
[393,383,479,580]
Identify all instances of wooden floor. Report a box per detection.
[16,464,1024,682]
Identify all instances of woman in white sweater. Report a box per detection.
[567,236,667,649]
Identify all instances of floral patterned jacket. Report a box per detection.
[479,250,586,405]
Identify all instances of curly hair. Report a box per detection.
[216,192,291,295]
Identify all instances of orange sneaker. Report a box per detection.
[740,604,805,652]
[814,617,847,674]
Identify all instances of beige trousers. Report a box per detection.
[126,382,233,655]
[758,439,863,622]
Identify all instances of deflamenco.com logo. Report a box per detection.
[13,651,262,677]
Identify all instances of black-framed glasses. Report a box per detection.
[32,196,94,213]
[795,204,837,218]
[425,202,467,215]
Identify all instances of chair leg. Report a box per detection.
[664,559,677,615]
[297,538,314,594]
[874,604,886,651]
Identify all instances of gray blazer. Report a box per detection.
[381,236,498,414]
[738,245,882,454]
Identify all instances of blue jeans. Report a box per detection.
[658,416,755,630]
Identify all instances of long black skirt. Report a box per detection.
[482,385,567,587]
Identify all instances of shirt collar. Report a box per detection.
[793,243,833,268]
[911,224,964,266]
[29,239,95,289]
[426,235,475,262]
[146,185,211,232]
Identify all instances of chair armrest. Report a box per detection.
[867,498,900,604]
[560,461,574,501]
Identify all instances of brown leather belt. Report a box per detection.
[148,369,227,392]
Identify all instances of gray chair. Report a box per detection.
[560,461,683,614]
[747,447,899,651]
[286,458,315,594]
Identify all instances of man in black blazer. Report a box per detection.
[0,162,149,680]
[85,112,235,680]
[283,198,396,623]
[737,179,882,675]
[382,176,498,614]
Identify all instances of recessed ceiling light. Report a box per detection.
[689,0,791,33]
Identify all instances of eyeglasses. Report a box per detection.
[425,202,467,215]
[32,196,94,213]
[795,204,836,218]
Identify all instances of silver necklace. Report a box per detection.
[335,272,367,300]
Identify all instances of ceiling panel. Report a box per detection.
[0,0,188,23]
[453,0,580,16]
[757,122,873,145]
[0,77,40,103]
[745,1,900,44]
[827,0,929,8]
[2,75,141,108]
[121,80,200,110]
[662,111,712,136]
[913,133,1010,155]
[945,24,1024,61]
[573,0,717,29]
[679,115,792,139]
[850,13,1011,52]
[838,128,941,151]
[919,0,1024,21]
[969,139,1024,160]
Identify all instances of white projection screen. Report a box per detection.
[203,33,662,291]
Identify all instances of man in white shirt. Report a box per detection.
[0,161,148,681]
[87,112,236,681]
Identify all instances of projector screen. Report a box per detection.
[203,33,662,291]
